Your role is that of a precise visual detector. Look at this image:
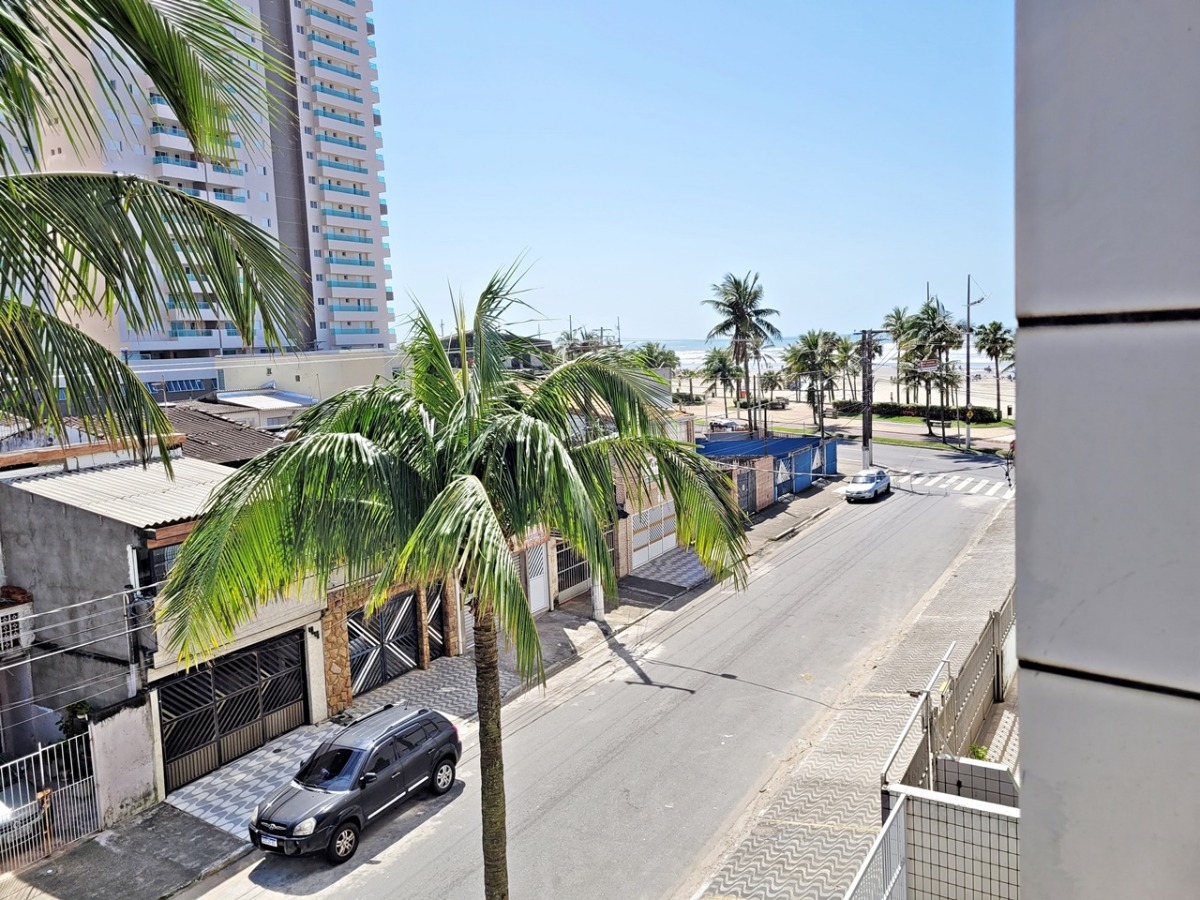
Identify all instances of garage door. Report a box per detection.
[631,500,677,568]
[158,631,307,793]
[348,588,445,697]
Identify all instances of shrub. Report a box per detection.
[672,392,704,404]
[831,400,999,424]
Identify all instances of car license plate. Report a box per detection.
[261,835,278,848]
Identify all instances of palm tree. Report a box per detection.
[704,272,781,432]
[160,265,748,900]
[637,341,681,371]
[833,336,860,401]
[973,322,1015,420]
[911,299,961,441]
[703,347,737,417]
[0,1,307,459]
[783,331,838,432]
[760,370,783,400]
[882,306,914,403]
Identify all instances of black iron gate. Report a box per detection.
[348,587,445,697]
[159,631,307,793]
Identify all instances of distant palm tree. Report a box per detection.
[783,331,838,431]
[911,299,961,440]
[973,322,1015,419]
[833,336,860,401]
[161,265,748,900]
[704,273,781,432]
[760,370,783,399]
[637,341,681,371]
[703,347,737,417]
[680,368,700,401]
[882,306,915,403]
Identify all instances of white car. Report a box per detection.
[844,468,891,502]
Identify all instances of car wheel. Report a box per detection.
[326,821,359,865]
[885,483,892,495]
[431,757,456,796]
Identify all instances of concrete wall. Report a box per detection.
[1016,2,1200,897]
[91,699,159,827]
[217,350,401,399]
[753,456,774,511]
[0,488,135,713]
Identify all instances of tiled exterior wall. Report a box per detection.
[753,456,774,511]
[1016,3,1200,896]
[934,757,1019,809]
[900,787,1020,900]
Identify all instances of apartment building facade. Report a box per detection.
[46,0,392,359]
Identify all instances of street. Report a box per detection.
[182,453,1006,900]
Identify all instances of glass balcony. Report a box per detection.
[318,159,369,174]
[311,59,360,79]
[169,328,215,337]
[331,327,381,335]
[309,34,359,55]
[317,135,366,150]
[327,279,376,288]
[316,109,365,127]
[306,8,357,30]
[322,208,371,220]
[329,304,378,312]
[313,84,362,103]
[150,124,188,137]
[327,257,375,266]
[320,183,370,196]
[323,232,373,243]
[211,163,244,176]
[212,191,246,202]
[153,155,198,168]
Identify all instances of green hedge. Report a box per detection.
[831,400,1000,424]
[672,392,705,404]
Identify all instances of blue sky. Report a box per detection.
[372,2,1014,343]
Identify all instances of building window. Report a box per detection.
[266,416,291,428]
[319,322,327,329]
[300,77,309,86]
[309,200,317,208]
[318,297,325,305]
[150,544,182,583]
[257,165,268,175]
[312,225,320,233]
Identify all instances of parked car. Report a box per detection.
[249,705,461,864]
[0,774,42,847]
[844,467,891,502]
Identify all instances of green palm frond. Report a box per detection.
[0,299,172,460]
[0,172,306,345]
[2,0,283,171]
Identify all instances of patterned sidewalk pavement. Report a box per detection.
[696,502,1015,900]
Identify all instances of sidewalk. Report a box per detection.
[691,501,1015,900]
[1,486,844,900]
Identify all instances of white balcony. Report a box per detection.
[149,127,193,153]
[307,33,361,65]
[309,58,364,89]
[203,163,246,189]
[329,327,384,347]
[152,155,201,178]
[325,256,377,274]
[328,303,380,322]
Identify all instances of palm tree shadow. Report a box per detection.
[607,637,696,694]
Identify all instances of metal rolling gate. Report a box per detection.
[735,467,756,514]
[159,631,307,793]
[348,587,445,697]
[0,734,99,873]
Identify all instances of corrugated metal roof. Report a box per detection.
[166,403,280,465]
[5,457,234,528]
[696,436,822,459]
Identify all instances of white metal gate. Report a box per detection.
[526,543,550,613]
[0,732,99,873]
[631,500,677,569]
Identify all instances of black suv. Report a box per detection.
[249,705,461,864]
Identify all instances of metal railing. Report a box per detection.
[843,794,907,900]
[0,733,100,874]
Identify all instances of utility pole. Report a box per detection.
[857,329,885,468]
[964,275,984,451]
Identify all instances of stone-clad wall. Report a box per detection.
[322,582,369,716]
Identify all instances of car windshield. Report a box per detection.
[295,747,363,791]
[850,475,873,484]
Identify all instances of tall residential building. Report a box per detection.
[45,0,392,359]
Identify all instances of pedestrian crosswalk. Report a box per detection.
[887,468,1015,500]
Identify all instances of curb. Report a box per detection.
[764,505,834,545]
[164,842,254,900]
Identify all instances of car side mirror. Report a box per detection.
[360,772,378,788]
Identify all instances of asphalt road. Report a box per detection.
[185,459,1000,900]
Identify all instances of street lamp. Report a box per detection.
[964,276,985,451]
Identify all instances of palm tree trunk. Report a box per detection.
[993,355,1002,419]
[416,585,430,669]
[688,375,694,400]
[722,385,728,417]
[743,359,753,431]
[474,607,509,900]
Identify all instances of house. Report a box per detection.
[189,384,317,432]
[0,456,460,814]
[161,401,280,467]
[441,330,553,371]
[696,436,838,515]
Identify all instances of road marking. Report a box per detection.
[986,482,1004,497]
[1003,488,1015,500]
[953,478,973,491]
[910,477,927,486]
[969,480,987,494]
[924,475,945,488]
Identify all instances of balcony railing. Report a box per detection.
[329,304,378,312]
[211,163,244,176]
[150,124,188,138]
[323,232,373,243]
[212,191,246,203]
[316,109,365,127]
[153,155,198,168]
[313,84,362,103]
[308,34,358,55]
[169,328,215,337]
[320,183,370,196]
[178,187,202,197]
[317,135,366,149]
[327,257,375,266]
[318,159,369,174]
[331,327,380,334]
[307,8,357,30]
[327,279,376,288]
[311,59,360,79]
[322,208,371,220]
